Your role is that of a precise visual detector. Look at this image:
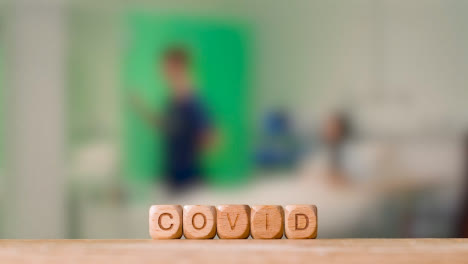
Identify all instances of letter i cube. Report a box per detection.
[251,205,284,239]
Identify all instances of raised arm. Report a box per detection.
[129,92,164,131]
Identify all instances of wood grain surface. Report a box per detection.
[1,239,468,264]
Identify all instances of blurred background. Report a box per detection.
[1,0,468,239]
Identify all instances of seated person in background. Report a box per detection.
[299,111,352,186]
[131,46,214,191]
[320,111,352,185]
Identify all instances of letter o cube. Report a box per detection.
[149,205,183,239]
[183,205,217,239]
[284,205,317,239]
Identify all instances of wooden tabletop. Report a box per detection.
[1,239,467,264]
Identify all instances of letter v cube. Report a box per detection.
[216,205,250,239]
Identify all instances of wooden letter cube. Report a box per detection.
[183,205,217,239]
[149,205,183,239]
[251,205,284,239]
[285,205,318,239]
[216,205,250,239]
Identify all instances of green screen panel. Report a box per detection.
[123,14,252,187]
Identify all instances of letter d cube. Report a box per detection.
[284,205,317,239]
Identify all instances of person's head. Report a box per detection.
[321,111,351,146]
[161,46,191,96]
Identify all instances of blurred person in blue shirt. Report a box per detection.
[132,46,213,191]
